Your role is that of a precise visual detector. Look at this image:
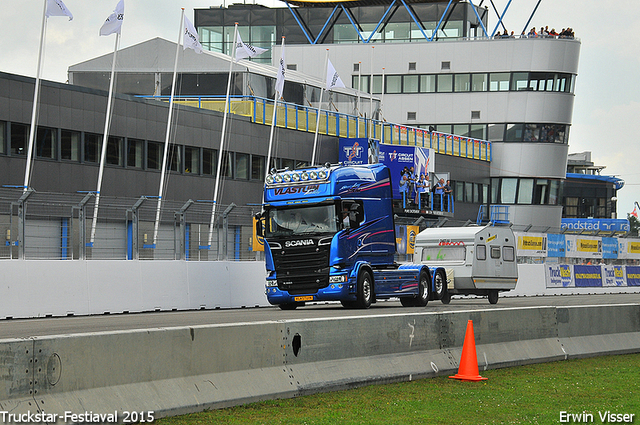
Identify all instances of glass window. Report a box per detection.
[221,151,233,178]
[517,178,534,204]
[36,127,56,159]
[352,75,369,93]
[360,23,382,43]
[384,23,410,42]
[534,179,548,204]
[203,148,217,176]
[469,124,486,140]
[436,124,452,134]
[10,123,28,155]
[107,136,123,166]
[505,124,524,142]
[334,24,359,43]
[528,72,546,91]
[503,246,515,262]
[511,72,529,91]
[489,73,510,91]
[501,178,518,203]
[437,74,453,92]
[420,75,436,93]
[471,73,487,92]
[372,75,383,95]
[127,139,144,168]
[455,181,464,202]
[184,147,200,174]
[421,246,466,263]
[523,124,540,142]
[477,245,486,260]
[0,121,5,154]
[549,180,560,205]
[252,155,265,180]
[168,145,181,172]
[385,75,402,94]
[487,124,505,142]
[464,182,473,203]
[482,184,489,204]
[236,152,249,179]
[453,125,469,137]
[491,178,499,204]
[403,75,419,93]
[84,133,101,163]
[147,142,162,170]
[60,130,80,161]
[454,74,470,92]
[199,26,223,53]
[490,246,501,259]
[546,74,556,91]
[474,183,481,203]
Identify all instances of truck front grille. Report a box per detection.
[272,245,329,294]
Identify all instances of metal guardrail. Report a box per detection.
[143,95,492,162]
[0,187,262,261]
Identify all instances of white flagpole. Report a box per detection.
[153,8,184,246]
[368,46,374,140]
[380,67,385,122]
[311,49,329,167]
[23,0,48,192]
[265,36,285,183]
[357,61,361,116]
[90,33,120,245]
[207,23,239,248]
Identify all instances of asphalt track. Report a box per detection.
[2,293,639,340]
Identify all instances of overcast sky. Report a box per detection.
[2,1,639,216]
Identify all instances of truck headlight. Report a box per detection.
[329,275,348,283]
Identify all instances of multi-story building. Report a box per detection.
[194,0,582,230]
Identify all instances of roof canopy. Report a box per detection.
[281,0,459,8]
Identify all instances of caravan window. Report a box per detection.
[490,246,501,259]
[421,246,466,263]
[477,245,486,260]
[503,246,515,262]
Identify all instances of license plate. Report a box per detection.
[294,296,313,302]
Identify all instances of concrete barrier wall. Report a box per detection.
[1,304,639,423]
[0,260,268,319]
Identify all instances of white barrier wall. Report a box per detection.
[0,260,268,319]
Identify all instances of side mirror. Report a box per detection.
[255,213,264,237]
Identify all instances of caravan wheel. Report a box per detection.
[488,290,499,304]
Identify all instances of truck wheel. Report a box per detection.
[355,270,373,309]
[340,300,357,309]
[400,297,415,307]
[434,269,447,300]
[488,290,499,305]
[415,270,429,307]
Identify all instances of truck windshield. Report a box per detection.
[266,204,337,237]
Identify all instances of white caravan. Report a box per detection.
[413,225,518,304]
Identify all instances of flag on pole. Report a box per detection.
[235,32,268,61]
[632,206,638,219]
[183,16,203,54]
[275,39,286,96]
[326,59,345,90]
[45,0,73,20]
[100,0,124,36]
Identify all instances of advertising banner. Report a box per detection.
[627,266,640,286]
[516,233,547,257]
[566,235,602,259]
[602,265,625,287]
[546,264,573,287]
[379,144,434,200]
[602,237,619,259]
[338,138,380,165]
[573,265,603,287]
[547,233,566,257]
[560,218,630,234]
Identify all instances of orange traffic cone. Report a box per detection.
[449,319,488,381]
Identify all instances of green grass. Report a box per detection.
[156,354,640,425]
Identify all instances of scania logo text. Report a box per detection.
[285,239,314,248]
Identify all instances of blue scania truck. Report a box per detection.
[258,163,447,309]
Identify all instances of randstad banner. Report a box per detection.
[546,264,573,287]
[573,265,603,287]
